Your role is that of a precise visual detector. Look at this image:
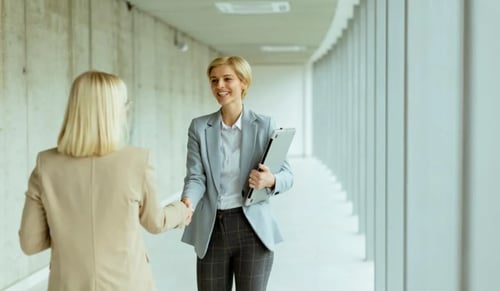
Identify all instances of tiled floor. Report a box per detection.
[145,157,374,291]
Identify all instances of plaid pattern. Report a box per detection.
[197,208,274,291]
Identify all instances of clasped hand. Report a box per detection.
[248,163,275,190]
[181,197,194,226]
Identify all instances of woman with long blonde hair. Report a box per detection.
[19,70,192,291]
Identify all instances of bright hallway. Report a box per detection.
[145,157,373,291]
[2,0,500,290]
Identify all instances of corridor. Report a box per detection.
[2,0,499,290]
[146,157,373,291]
[8,157,373,291]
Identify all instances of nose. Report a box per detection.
[216,79,224,88]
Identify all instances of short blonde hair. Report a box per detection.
[57,70,129,157]
[207,56,252,98]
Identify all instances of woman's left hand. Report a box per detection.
[248,163,275,190]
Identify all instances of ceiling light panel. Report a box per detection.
[215,2,291,14]
[260,45,307,52]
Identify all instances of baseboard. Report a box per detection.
[4,266,48,291]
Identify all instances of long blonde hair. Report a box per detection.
[57,70,129,157]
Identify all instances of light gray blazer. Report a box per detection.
[181,106,294,258]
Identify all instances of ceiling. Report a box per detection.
[126,0,338,65]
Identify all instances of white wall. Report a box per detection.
[245,65,308,157]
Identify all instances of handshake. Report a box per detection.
[181,197,194,226]
[163,198,193,229]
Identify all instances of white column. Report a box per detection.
[374,0,388,288]
[464,1,500,290]
[385,0,407,290]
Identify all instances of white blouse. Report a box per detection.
[218,114,244,210]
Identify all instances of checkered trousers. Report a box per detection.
[196,207,274,291]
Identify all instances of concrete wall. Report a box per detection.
[0,0,218,288]
[311,0,500,290]
[0,0,314,288]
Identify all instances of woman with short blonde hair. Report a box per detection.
[206,56,253,98]
[181,56,293,291]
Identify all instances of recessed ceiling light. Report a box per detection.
[215,2,290,14]
[260,45,307,52]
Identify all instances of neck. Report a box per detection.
[221,104,243,126]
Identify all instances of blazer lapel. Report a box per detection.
[239,107,258,188]
[206,112,222,195]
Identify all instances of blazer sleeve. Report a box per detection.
[272,160,294,195]
[19,154,51,255]
[181,120,206,209]
[139,151,189,234]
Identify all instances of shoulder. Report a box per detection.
[114,146,151,167]
[37,146,149,159]
[253,111,272,123]
[188,110,220,132]
[38,147,59,158]
[244,108,273,128]
[36,148,64,164]
[191,110,219,124]
[118,145,149,157]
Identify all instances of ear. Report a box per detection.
[241,84,248,96]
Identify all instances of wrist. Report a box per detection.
[268,175,276,190]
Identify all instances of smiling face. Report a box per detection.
[209,64,247,107]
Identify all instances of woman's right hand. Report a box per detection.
[181,197,193,210]
[181,197,193,225]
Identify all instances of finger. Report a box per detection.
[182,197,192,208]
[258,164,271,173]
[248,178,256,188]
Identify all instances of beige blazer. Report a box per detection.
[19,146,189,291]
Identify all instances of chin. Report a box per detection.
[217,99,231,106]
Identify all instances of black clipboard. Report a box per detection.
[243,128,296,206]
